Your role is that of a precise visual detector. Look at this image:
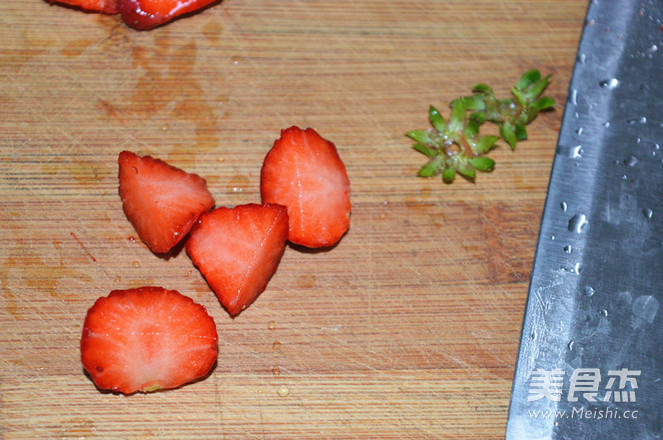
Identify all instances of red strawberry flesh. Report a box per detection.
[118,151,215,254]
[261,126,351,248]
[120,0,217,30]
[49,0,120,14]
[186,204,289,316]
[81,286,218,394]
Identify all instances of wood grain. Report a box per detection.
[0,0,587,438]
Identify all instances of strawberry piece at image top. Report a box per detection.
[80,286,218,394]
[48,0,120,14]
[186,204,289,317]
[118,151,215,254]
[260,126,351,248]
[120,0,217,30]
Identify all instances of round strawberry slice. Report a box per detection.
[81,286,218,394]
[260,126,351,248]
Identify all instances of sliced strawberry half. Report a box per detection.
[120,0,217,30]
[260,126,351,248]
[49,0,119,14]
[81,286,218,394]
[118,150,215,254]
[186,204,289,317]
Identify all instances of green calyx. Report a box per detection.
[407,69,555,183]
[143,384,162,393]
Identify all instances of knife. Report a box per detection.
[506,1,663,439]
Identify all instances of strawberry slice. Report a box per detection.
[260,126,351,248]
[186,204,289,317]
[118,151,215,254]
[49,0,119,14]
[120,0,217,30]
[81,286,218,394]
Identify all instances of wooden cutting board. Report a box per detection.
[0,0,587,438]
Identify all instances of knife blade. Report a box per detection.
[506,1,663,439]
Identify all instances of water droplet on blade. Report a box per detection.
[584,286,595,297]
[643,208,653,219]
[624,155,639,167]
[568,214,589,234]
[627,116,647,125]
[599,78,620,89]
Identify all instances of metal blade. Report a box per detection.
[506,1,663,438]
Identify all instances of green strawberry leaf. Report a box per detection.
[511,86,527,107]
[413,143,437,157]
[457,166,476,180]
[429,105,447,132]
[418,156,444,177]
[470,111,487,124]
[458,94,486,111]
[472,83,494,94]
[515,122,528,141]
[522,74,552,101]
[533,96,555,111]
[406,129,431,144]
[500,121,518,150]
[448,100,466,133]
[442,166,456,183]
[464,118,480,138]
[469,156,495,171]
[476,135,499,154]
[516,69,541,90]
[407,70,554,184]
